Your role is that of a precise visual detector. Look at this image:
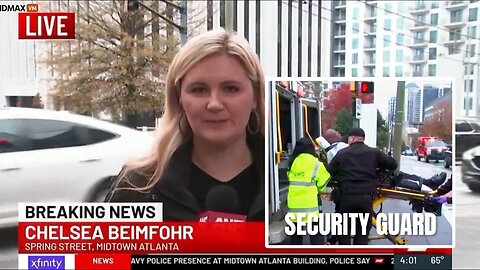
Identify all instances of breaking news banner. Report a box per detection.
[17,203,452,270]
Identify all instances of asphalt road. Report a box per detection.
[0,227,16,269]
[453,162,480,269]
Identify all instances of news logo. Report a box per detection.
[18,12,75,40]
[373,257,385,264]
[27,256,65,270]
[0,3,38,12]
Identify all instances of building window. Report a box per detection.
[429,48,437,60]
[396,33,404,45]
[384,35,391,46]
[395,66,403,76]
[430,13,438,25]
[384,19,391,30]
[449,28,462,41]
[353,7,359,20]
[464,97,473,110]
[468,26,477,38]
[353,22,359,33]
[428,64,436,76]
[469,8,478,21]
[383,51,390,63]
[385,3,392,12]
[383,66,390,77]
[468,80,474,92]
[451,10,463,23]
[352,38,359,49]
[468,44,476,57]
[352,53,358,64]
[397,17,405,30]
[429,31,437,43]
[352,68,358,77]
[448,45,460,54]
[431,2,439,8]
[395,49,403,62]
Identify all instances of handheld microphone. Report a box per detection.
[198,185,247,222]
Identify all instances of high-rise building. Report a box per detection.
[407,86,423,125]
[330,0,479,116]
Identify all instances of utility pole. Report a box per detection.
[393,81,405,173]
[350,81,360,128]
[464,37,471,117]
[129,0,188,45]
[225,0,234,31]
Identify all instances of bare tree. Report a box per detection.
[41,0,206,126]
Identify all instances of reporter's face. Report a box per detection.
[180,53,256,144]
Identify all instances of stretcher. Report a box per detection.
[370,186,439,245]
[323,172,443,245]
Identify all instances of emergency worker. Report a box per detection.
[286,137,331,245]
[327,128,397,245]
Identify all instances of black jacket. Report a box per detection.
[437,177,452,204]
[105,134,265,221]
[328,142,397,195]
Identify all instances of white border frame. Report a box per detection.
[264,76,456,250]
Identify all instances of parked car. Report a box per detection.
[456,117,480,161]
[0,107,155,228]
[402,149,414,156]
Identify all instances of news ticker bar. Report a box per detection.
[19,253,452,270]
[129,255,451,270]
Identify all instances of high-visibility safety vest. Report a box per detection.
[286,153,331,223]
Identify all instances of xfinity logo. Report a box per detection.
[28,256,64,270]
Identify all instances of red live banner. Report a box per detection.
[18,12,75,40]
[18,222,452,254]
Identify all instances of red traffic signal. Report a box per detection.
[360,81,374,94]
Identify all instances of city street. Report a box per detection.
[453,162,480,269]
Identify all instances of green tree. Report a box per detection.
[335,108,352,142]
[377,110,389,150]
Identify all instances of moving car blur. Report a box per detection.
[0,107,155,228]
[456,117,480,161]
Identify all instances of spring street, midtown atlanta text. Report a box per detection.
[284,213,437,236]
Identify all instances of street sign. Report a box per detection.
[355,98,362,119]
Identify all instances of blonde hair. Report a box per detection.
[115,28,265,192]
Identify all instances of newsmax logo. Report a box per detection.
[18,12,75,40]
[0,3,38,12]
[27,256,65,270]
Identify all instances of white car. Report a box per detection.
[0,107,156,228]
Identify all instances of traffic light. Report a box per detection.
[360,81,374,94]
[127,0,139,12]
[350,81,356,95]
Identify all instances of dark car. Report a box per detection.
[461,146,480,192]
[456,118,480,161]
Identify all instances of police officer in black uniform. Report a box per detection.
[327,128,397,245]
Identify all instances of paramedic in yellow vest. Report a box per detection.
[287,137,331,245]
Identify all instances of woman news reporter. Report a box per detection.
[105,29,265,221]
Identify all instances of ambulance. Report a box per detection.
[416,136,449,163]
[267,81,322,244]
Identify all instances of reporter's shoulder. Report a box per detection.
[104,167,153,202]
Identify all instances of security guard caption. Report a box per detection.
[285,213,437,236]
[130,255,380,265]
